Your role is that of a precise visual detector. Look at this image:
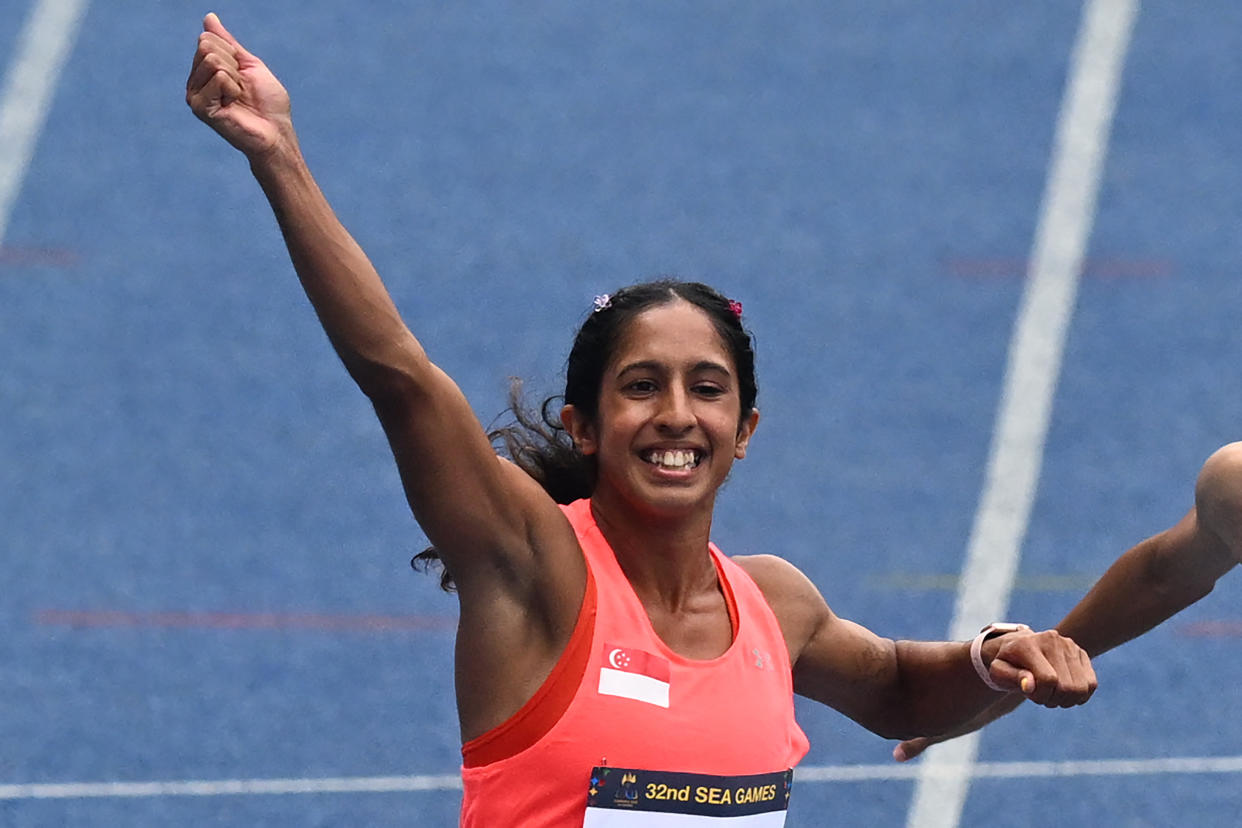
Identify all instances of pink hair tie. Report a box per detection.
[728,299,743,319]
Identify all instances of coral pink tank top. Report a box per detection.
[459,499,809,827]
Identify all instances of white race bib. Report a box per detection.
[584,767,792,827]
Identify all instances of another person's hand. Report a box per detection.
[984,628,1096,707]
[892,629,1093,763]
[892,693,1026,762]
[185,13,292,158]
[892,733,937,763]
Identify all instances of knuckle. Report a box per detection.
[1037,629,1064,646]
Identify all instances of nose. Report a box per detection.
[654,385,695,433]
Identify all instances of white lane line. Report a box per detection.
[0,774,464,800]
[5,756,1242,800]
[0,0,90,244]
[906,1,1139,827]
[806,754,1242,783]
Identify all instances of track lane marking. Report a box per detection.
[0,0,90,243]
[5,755,1242,800]
[905,1,1139,826]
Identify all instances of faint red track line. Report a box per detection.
[33,609,456,632]
[1178,620,1242,638]
[940,256,1173,280]
[0,245,79,266]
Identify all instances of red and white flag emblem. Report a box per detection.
[598,644,671,708]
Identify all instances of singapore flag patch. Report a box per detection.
[598,644,671,708]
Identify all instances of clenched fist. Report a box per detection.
[185,13,293,158]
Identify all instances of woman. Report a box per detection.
[185,14,1096,825]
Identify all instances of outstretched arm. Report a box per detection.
[739,555,1096,741]
[185,15,585,739]
[1059,442,1241,654]
[894,442,1242,760]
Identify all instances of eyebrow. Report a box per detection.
[615,359,733,378]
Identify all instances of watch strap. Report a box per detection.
[970,622,1031,691]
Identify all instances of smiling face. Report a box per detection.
[562,298,759,521]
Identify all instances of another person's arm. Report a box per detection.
[893,442,1242,760]
[1060,442,1241,653]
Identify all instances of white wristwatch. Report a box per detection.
[970,622,1031,691]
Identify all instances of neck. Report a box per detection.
[588,492,719,611]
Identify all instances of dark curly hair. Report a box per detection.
[413,278,758,590]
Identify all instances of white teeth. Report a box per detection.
[646,449,699,470]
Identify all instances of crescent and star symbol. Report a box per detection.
[608,648,631,669]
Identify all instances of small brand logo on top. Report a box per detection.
[751,647,773,670]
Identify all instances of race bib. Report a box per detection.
[584,767,793,827]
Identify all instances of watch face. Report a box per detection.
[983,622,1029,635]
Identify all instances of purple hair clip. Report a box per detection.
[593,294,612,313]
[728,299,743,319]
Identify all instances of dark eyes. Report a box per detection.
[623,380,726,397]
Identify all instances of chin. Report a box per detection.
[627,483,718,520]
[593,461,723,521]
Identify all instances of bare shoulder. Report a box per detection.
[1194,442,1242,567]
[1197,443,1242,506]
[472,456,585,594]
[450,455,586,645]
[732,554,831,658]
[733,553,817,595]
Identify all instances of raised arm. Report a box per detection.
[894,442,1242,760]
[185,14,585,738]
[738,555,1096,741]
